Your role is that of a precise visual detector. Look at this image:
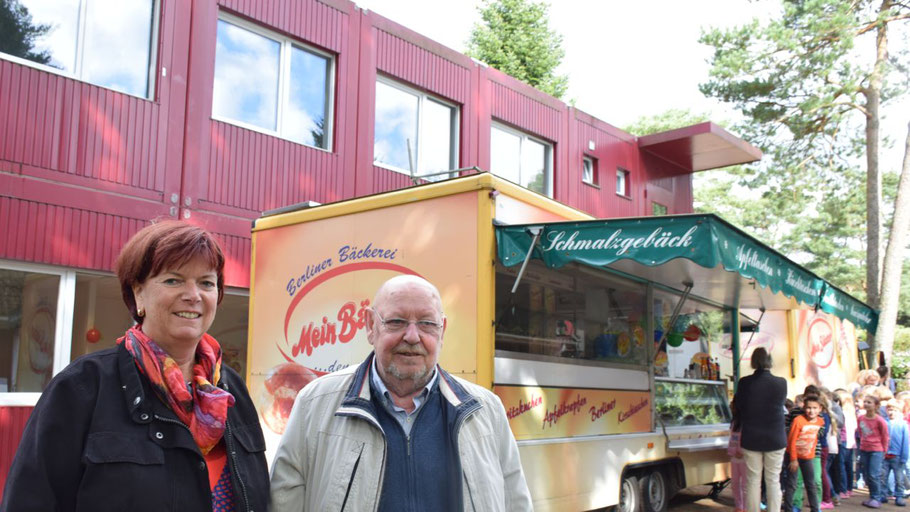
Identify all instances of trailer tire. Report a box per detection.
[618,474,641,512]
[640,469,669,512]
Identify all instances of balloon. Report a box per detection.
[86,328,101,344]
[684,324,702,341]
[667,332,684,347]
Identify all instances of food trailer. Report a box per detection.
[247,173,877,511]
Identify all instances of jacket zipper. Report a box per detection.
[225,421,252,512]
[153,413,251,512]
[340,451,362,511]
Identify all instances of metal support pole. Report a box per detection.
[511,227,542,294]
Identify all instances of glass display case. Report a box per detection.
[654,378,732,427]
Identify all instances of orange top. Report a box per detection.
[205,441,228,490]
[788,414,823,460]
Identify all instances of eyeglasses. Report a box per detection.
[373,310,443,335]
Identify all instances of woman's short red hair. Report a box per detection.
[116,220,225,323]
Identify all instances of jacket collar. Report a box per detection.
[336,352,482,428]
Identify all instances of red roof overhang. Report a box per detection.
[638,121,762,174]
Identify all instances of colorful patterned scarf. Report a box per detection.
[118,325,235,455]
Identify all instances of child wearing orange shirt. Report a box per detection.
[784,395,824,512]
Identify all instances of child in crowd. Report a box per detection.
[899,392,910,495]
[819,393,835,509]
[857,390,869,490]
[836,388,858,499]
[858,394,890,508]
[728,400,746,512]
[784,394,824,512]
[828,388,847,501]
[884,399,908,506]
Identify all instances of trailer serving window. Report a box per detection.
[652,288,733,426]
[495,261,648,367]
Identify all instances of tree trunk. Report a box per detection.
[864,0,890,354]
[875,121,910,363]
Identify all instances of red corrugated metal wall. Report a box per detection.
[0,407,32,499]
[571,110,643,218]
[0,0,190,271]
[0,0,696,283]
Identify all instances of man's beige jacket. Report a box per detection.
[269,353,533,511]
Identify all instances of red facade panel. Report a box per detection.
[0,196,149,271]
[219,0,350,51]
[0,407,33,499]
[214,231,253,289]
[205,122,345,212]
[0,62,167,194]
[571,114,641,218]
[640,152,694,214]
[374,29,471,104]
[489,78,563,143]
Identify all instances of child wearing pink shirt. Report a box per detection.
[858,394,890,508]
[728,401,746,512]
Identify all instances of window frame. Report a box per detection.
[212,12,336,152]
[373,76,460,178]
[616,168,631,198]
[490,121,554,197]
[0,0,160,100]
[582,155,599,187]
[0,260,75,406]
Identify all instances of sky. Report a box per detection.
[354,0,908,175]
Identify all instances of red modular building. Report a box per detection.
[0,0,760,492]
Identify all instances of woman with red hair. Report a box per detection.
[2,221,269,512]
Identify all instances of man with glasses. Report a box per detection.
[270,275,532,511]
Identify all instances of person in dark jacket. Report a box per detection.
[734,347,788,512]
[1,221,269,512]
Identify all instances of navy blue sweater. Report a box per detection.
[373,382,463,511]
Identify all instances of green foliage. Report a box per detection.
[0,0,50,64]
[892,326,910,390]
[467,0,568,99]
[698,0,910,326]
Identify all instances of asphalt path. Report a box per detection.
[669,485,882,511]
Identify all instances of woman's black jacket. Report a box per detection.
[0,343,269,512]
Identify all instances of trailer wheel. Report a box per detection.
[618,474,641,512]
[640,469,669,512]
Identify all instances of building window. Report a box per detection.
[213,15,334,150]
[616,168,630,197]
[0,263,72,401]
[373,78,458,178]
[652,202,668,216]
[582,156,598,186]
[490,123,553,196]
[0,0,158,98]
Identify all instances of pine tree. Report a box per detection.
[467,0,569,99]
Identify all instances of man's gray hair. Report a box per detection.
[750,347,772,370]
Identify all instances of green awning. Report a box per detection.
[820,283,878,332]
[496,214,878,332]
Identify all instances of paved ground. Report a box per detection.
[669,485,888,511]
